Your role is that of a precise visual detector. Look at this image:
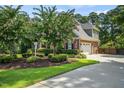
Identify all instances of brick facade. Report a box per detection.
[65,39,99,54]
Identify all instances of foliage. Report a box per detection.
[75,54,86,59]
[48,53,54,59]
[0,5,29,55]
[27,56,40,63]
[0,55,14,63]
[44,49,53,56]
[57,49,79,54]
[22,53,32,58]
[88,12,99,25]
[42,49,79,56]
[37,48,46,52]
[36,53,44,57]
[75,14,89,23]
[33,6,76,54]
[67,54,75,58]
[14,54,23,59]
[48,54,67,62]
[22,49,33,58]
[27,49,33,54]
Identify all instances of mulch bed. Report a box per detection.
[0,58,70,70]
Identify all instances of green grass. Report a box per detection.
[0,59,99,88]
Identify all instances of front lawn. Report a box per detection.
[0,59,99,88]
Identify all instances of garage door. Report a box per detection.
[80,43,91,54]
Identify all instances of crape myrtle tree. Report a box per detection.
[33,6,77,55]
[0,5,29,55]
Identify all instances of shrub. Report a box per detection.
[22,53,32,58]
[67,54,75,58]
[80,54,87,58]
[41,49,79,56]
[14,54,23,59]
[48,54,54,59]
[22,49,33,58]
[75,55,82,58]
[36,53,44,57]
[57,49,79,54]
[27,56,40,63]
[27,49,33,54]
[75,54,86,59]
[48,54,67,62]
[0,55,14,63]
[68,58,78,63]
[44,49,53,56]
[64,49,79,54]
[37,48,46,52]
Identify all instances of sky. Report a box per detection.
[20,5,117,17]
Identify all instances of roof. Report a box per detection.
[73,22,99,42]
[81,23,93,29]
[81,23,100,32]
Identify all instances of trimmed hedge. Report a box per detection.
[36,53,44,57]
[14,54,23,59]
[38,49,79,56]
[59,49,79,54]
[0,55,14,63]
[22,49,33,58]
[22,53,32,58]
[27,56,40,63]
[67,54,75,58]
[48,54,67,62]
[37,48,46,52]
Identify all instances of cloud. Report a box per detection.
[57,9,66,12]
[95,10,109,14]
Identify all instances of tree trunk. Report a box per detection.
[39,42,42,48]
[53,44,56,55]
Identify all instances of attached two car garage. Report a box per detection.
[80,41,99,54]
[80,43,92,54]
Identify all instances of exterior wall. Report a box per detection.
[93,31,99,39]
[73,39,79,49]
[64,39,79,49]
[64,39,99,54]
[91,41,99,54]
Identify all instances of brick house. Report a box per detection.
[65,22,100,54]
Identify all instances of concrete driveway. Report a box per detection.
[28,54,124,88]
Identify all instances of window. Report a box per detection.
[84,29,92,37]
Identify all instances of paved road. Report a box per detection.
[28,54,124,88]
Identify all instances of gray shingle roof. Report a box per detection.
[81,23,94,29]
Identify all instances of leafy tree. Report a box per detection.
[88,12,99,25]
[0,5,28,55]
[81,16,89,23]
[98,5,124,48]
[33,6,76,54]
[75,14,88,23]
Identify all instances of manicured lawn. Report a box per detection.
[0,59,99,88]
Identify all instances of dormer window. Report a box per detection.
[83,29,92,37]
